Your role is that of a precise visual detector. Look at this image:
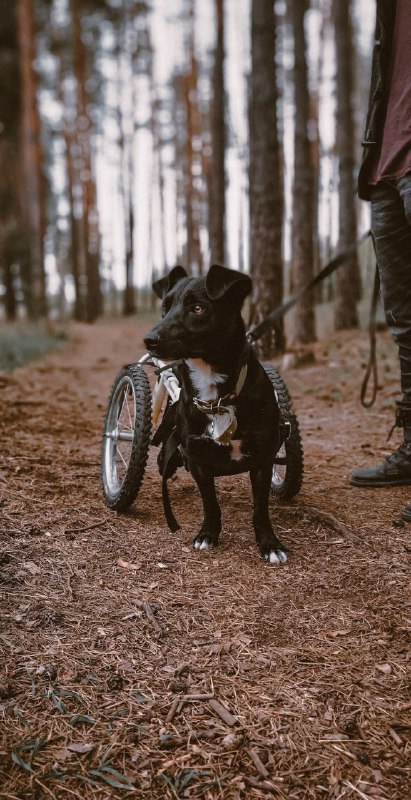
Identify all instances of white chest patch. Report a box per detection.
[186,359,227,401]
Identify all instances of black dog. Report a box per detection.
[144,264,287,565]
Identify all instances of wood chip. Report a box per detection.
[389,727,402,746]
[165,698,180,724]
[248,747,269,779]
[183,693,214,701]
[208,698,237,726]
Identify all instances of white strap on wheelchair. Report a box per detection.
[152,360,181,424]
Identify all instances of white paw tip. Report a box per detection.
[265,550,287,564]
[194,539,213,550]
[199,539,212,550]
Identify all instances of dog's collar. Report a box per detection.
[192,364,248,415]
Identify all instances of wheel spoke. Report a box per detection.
[116,445,128,470]
[125,393,134,430]
[119,392,134,432]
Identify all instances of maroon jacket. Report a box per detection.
[358,0,397,200]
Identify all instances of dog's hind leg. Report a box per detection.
[250,464,288,564]
[190,466,222,550]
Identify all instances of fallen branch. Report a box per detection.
[65,519,108,535]
[283,504,358,540]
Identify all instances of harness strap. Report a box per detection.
[151,402,176,447]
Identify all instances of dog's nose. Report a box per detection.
[144,332,160,350]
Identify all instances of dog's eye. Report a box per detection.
[192,304,205,315]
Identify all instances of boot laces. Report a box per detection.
[386,442,411,466]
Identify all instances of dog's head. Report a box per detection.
[144,264,252,361]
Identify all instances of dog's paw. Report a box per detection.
[193,533,216,551]
[264,549,288,565]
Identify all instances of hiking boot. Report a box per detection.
[402,501,411,522]
[351,401,411,487]
[350,442,411,487]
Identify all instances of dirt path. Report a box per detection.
[0,319,410,799]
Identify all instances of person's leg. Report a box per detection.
[394,175,411,404]
[396,176,411,518]
[351,176,411,487]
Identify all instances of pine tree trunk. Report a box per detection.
[66,119,86,321]
[333,0,360,330]
[184,0,203,275]
[116,15,136,317]
[17,0,47,319]
[140,0,168,277]
[249,0,284,357]
[209,0,226,265]
[54,37,85,321]
[291,0,316,344]
[172,74,187,265]
[71,0,102,322]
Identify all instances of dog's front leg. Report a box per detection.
[189,464,221,550]
[250,464,287,564]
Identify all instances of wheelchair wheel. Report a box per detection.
[263,364,303,501]
[101,365,152,511]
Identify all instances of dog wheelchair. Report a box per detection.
[101,354,304,515]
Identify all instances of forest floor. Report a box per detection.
[0,317,410,800]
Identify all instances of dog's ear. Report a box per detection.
[205,264,252,303]
[152,266,188,299]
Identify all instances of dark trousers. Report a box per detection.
[371,175,411,407]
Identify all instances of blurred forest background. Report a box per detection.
[0,0,377,359]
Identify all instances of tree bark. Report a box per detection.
[17,0,48,319]
[209,0,226,265]
[184,0,203,275]
[71,0,102,322]
[333,0,361,330]
[290,0,316,344]
[54,33,85,321]
[249,0,284,356]
[116,4,137,317]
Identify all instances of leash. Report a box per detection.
[246,230,381,407]
[247,230,372,344]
